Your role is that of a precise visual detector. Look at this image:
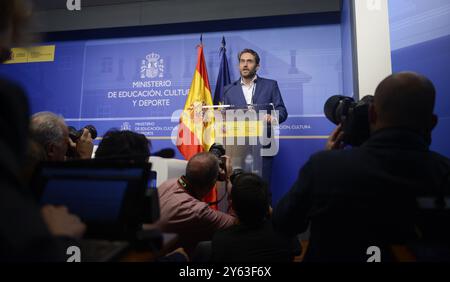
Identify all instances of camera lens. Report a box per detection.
[68,126,81,142]
[68,125,98,142]
[324,95,354,125]
[323,95,373,147]
[209,143,225,159]
[84,125,98,139]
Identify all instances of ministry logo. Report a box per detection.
[141,53,164,79]
[121,122,131,131]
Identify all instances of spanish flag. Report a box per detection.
[177,41,217,208]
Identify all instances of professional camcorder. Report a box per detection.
[324,95,374,146]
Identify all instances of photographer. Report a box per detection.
[30,111,94,161]
[94,129,151,162]
[273,72,450,262]
[211,173,299,262]
[155,152,237,258]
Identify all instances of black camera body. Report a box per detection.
[209,143,226,161]
[230,168,244,185]
[68,125,98,142]
[209,143,227,182]
[324,95,374,146]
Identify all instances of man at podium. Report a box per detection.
[222,48,288,200]
[222,48,288,123]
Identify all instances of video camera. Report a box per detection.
[324,95,374,147]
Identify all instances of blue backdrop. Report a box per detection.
[389,0,450,158]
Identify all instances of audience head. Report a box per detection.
[0,0,32,63]
[231,173,269,228]
[30,111,69,161]
[21,139,46,186]
[0,79,30,175]
[185,152,220,200]
[370,72,437,139]
[95,129,151,162]
[0,1,31,170]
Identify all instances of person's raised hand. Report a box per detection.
[325,124,345,150]
[76,128,93,159]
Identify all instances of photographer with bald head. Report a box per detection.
[155,152,237,258]
[273,72,450,262]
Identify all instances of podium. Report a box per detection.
[191,104,279,211]
[201,103,279,177]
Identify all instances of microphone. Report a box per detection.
[269,102,275,112]
[153,148,175,158]
[268,102,280,125]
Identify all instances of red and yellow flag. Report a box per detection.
[177,43,217,208]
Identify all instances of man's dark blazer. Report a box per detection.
[222,77,288,124]
[273,128,450,261]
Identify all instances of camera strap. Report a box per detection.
[207,181,229,206]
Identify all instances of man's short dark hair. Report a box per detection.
[95,130,151,162]
[231,173,269,227]
[238,49,260,65]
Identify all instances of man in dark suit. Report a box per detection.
[222,49,288,123]
[222,49,288,198]
[273,72,450,261]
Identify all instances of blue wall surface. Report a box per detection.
[389,0,450,158]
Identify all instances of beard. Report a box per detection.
[240,68,257,79]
